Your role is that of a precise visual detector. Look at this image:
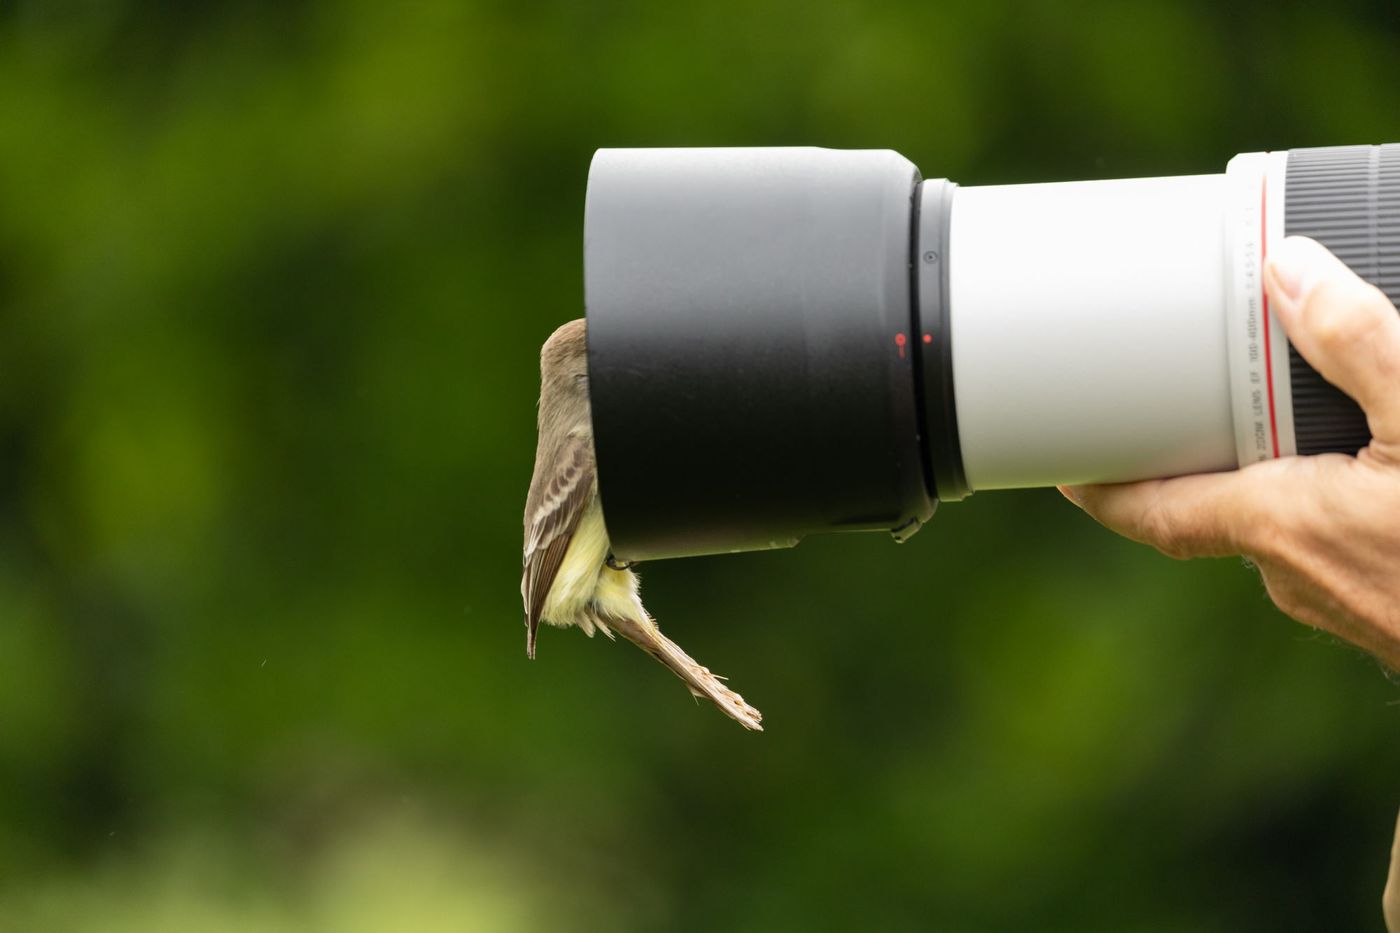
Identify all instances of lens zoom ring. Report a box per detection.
[1284,144,1400,455]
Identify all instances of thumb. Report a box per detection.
[1265,236,1400,454]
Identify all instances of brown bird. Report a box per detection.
[521,319,762,730]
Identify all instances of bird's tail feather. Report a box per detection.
[600,612,763,731]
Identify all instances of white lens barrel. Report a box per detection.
[946,147,1389,491]
[948,173,1239,489]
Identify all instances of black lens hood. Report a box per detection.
[584,148,936,560]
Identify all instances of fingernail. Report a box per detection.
[1267,236,1329,312]
[1057,485,1084,508]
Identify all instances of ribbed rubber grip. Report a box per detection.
[1284,144,1400,455]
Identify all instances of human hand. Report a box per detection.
[1060,235,1400,669]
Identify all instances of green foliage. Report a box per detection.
[0,0,1398,928]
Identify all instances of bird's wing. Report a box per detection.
[521,433,595,658]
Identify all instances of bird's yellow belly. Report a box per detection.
[541,500,610,624]
[541,498,646,631]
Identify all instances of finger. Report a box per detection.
[1265,236,1400,446]
[1061,462,1292,559]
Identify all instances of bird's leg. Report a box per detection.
[605,553,634,571]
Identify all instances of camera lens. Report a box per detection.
[584,144,1400,560]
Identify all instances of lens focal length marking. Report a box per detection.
[1261,174,1279,459]
[1225,152,1293,465]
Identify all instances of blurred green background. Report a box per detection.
[0,0,1398,930]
